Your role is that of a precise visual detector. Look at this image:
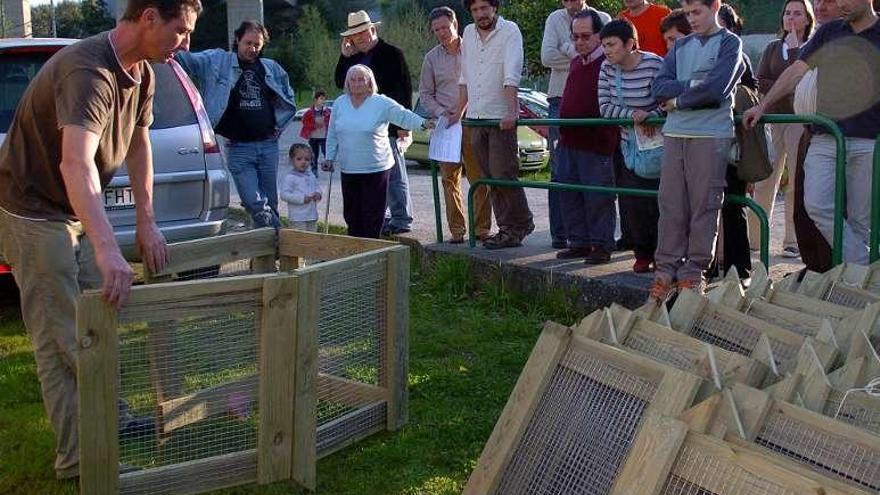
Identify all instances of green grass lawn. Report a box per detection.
[0,256,583,495]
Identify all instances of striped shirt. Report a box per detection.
[597,51,664,142]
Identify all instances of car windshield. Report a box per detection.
[0,52,52,133]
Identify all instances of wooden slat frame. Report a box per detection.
[144,228,277,280]
[258,275,298,484]
[278,229,396,261]
[670,290,838,375]
[292,269,319,491]
[612,420,867,495]
[384,245,410,430]
[685,383,880,492]
[788,348,880,436]
[80,231,409,495]
[462,322,572,495]
[576,305,769,399]
[78,294,120,495]
[463,323,701,495]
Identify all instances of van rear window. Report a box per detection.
[0,52,51,133]
[0,51,196,133]
[151,63,198,129]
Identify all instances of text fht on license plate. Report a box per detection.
[104,187,135,210]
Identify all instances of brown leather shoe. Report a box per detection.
[556,247,591,259]
[483,231,522,250]
[584,247,611,265]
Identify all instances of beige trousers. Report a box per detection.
[440,128,492,239]
[0,207,101,476]
[749,123,802,250]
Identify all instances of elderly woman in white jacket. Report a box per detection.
[323,64,435,238]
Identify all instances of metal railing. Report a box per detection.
[428,115,847,267]
[870,133,880,263]
[463,178,770,268]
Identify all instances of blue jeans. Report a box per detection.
[557,145,615,250]
[547,97,566,245]
[384,136,413,230]
[225,138,280,226]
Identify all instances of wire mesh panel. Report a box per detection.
[754,410,880,491]
[169,259,259,281]
[115,301,261,494]
[623,328,703,371]
[690,311,759,357]
[660,442,799,495]
[823,390,880,436]
[689,310,800,366]
[315,254,390,457]
[492,346,658,495]
[744,303,821,339]
[826,285,878,310]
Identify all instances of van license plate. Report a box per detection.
[104,187,135,210]
[527,153,542,162]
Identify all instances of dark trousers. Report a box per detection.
[547,97,566,244]
[613,148,659,259]
[341,169,391,239]
[309,138,326,175]
[557,145,616,250]
[711,165,751,279]
[793,129,832,272]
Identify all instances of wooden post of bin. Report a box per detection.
[257,275,298,484]
[77,294,120,495]
[292,269,319,490]
[384,245,410,430]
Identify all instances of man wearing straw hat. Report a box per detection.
[335,10,415,236]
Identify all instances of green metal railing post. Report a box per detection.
[465,179,769,268]
[429,115,843,266]
[430,160,444,243]
[871,133,880,263]
[725,195,770,268]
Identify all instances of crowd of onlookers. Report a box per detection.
[315,0,878,302]
[175,0,880,299]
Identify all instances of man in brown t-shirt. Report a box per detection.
[0,0,200,479]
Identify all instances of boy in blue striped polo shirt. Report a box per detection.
[649,0,744,301]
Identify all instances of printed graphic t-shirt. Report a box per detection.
[216,59,277,141]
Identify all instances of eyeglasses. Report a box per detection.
[570,33,595,41]
[350,76,370,82]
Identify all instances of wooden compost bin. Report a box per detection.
[76,229,409,494]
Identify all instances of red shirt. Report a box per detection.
[559,53,619,155]
[621,4,672,57]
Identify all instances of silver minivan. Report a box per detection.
[0,38,229,283]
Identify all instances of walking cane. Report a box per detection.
[323,167,333,234]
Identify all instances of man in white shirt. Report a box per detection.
[455,0,533,249]
[541,0,612,249]
[419,7,492,244]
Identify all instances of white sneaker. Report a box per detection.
[782,246,800,259]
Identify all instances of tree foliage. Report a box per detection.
[281,4,338,97]
[379,0,435,91]
[30,0,113,38]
